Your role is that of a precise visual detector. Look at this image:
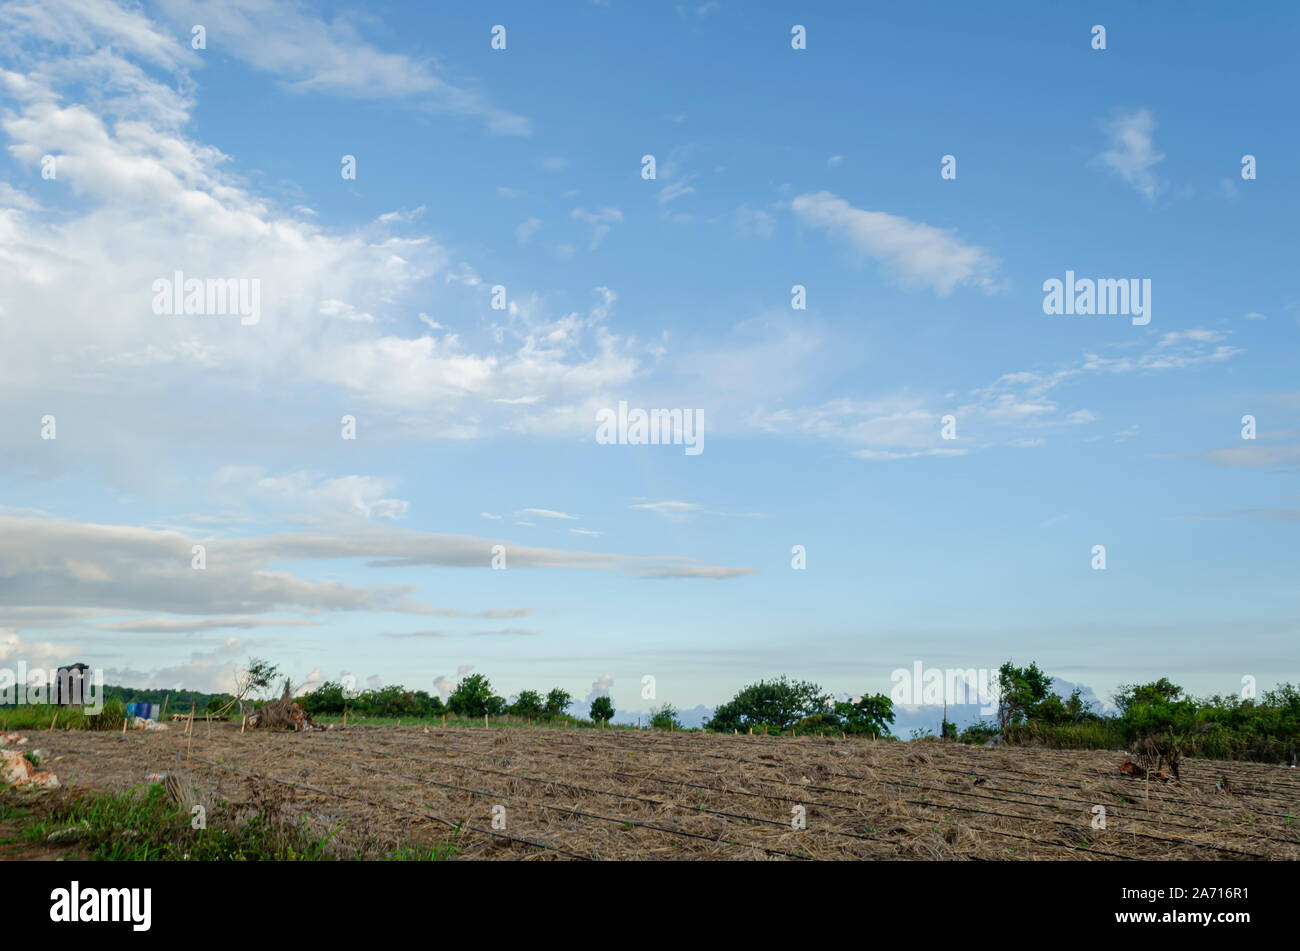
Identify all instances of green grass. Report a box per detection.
[0,784,459,861]
[1003,719,1299,762]
[0,700,130,732]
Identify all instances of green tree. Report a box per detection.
[225,657,280,717]
[301,681,346,715]
[705,676,829,733]
[589,695,615,724]
[447,674,499,717]
[1113,678,1184,714]
[545,688,574,718]
[996,661,1055,732]
[833,693,895,737]
[509,689,545,718]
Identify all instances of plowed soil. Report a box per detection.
[17,725,1300,860]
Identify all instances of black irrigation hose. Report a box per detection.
[910,760,1300,837]
[274,737,814,860]
[106,732,591,860]
[318,728,1138,860]
[355,732,900,851]
[392,729,1277,857]
[978,744,1300,802]
[502,729,1300,826]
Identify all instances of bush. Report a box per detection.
[447,674,499,718]
[649,703,681,731]
[705,676,829,733]
[509,690,545,718]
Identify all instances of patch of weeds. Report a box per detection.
[2,785,353,861]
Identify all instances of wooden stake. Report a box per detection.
[161,693,169,719]
[51,713,58,731]
[484,713,489,729]
[343,709,347,727]
[121,714,127,734]
[240,716,247,734]
[187,702,195,736]
[441,713,445,728]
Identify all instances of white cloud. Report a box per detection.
[518,508,579,520]
[211,468,410,522]
[103,636,249,693]
[515,217,542,243]
[151,0,530,134]
[1097,108,1165,200]
[585,672,613,705]
[570,206,623,249]
[630,501,703,516]
[657,179,696,204]
[0,628,82,670]
[0,513,756,633]
[791,191,999,294]
[94,616,321,633]
[735,203,775,238]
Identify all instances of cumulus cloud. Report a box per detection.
[0,628,82,670]
[585,673,613,705]
[102,636,249,693]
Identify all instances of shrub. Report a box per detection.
[705,676,829,733]
[649,703,681,730]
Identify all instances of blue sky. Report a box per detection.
[0,0,1296,724]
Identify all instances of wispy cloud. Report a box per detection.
[570,206,623,248]
[519,508,579,520]
[152,0,531,134]
[791,191,999,294]
[1097,108,1165,199]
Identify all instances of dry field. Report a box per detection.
[21,725,1300,860]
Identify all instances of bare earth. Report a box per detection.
[19,725,1300,860]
